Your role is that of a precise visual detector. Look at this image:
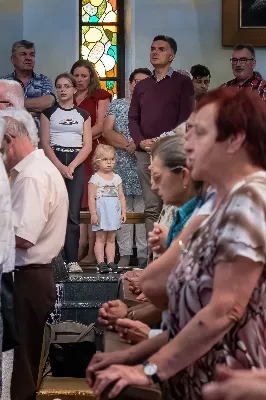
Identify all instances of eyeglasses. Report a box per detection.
[170,166,184,173]
[230,58,254,65]
[96,158,115,163]
[55,85,74,90]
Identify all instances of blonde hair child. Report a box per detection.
[89,144,126,273]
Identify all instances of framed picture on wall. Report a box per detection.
[222,0,266,47]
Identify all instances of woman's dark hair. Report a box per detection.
[190,64,211,79]
[153,35,177,54]
[70,60,101,97]
[55,73,77,88]
[129,68,152,83]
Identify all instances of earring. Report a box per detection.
[184,185,187,189]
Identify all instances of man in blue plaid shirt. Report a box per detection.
[2,40,55,129]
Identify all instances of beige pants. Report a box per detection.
[135,151,163,236]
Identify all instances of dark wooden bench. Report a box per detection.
[103,330,162,400]
[80,212,145,225]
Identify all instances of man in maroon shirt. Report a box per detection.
[128,35,194,236]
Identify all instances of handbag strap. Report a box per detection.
[75,323,95,342]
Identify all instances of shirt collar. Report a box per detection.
[11,149,44,177]
[233,73,256,87]
[178,197,200,221]
[152,67,174,81]
[12,70,35,81]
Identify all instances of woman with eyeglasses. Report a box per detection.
[40,72,92,272]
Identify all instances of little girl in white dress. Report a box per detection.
[88,144,126,273]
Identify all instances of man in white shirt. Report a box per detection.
[0,108,68,400]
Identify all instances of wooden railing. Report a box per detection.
[80,211,145,225]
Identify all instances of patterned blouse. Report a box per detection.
[107,98,142,196]
[166,171,266,399]
[222,73,266,101]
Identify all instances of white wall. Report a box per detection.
[127,0,266,88]
[23,0,79,82]
[0,0,79,81]
[0,0,23,76]
[1,0,266,88]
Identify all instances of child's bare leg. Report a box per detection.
[94,230,107,263]
[105,231,117,264]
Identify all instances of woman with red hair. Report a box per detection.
[86,87,266,399]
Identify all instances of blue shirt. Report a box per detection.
[2,71,54,99]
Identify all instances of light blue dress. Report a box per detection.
[89,173,122,232]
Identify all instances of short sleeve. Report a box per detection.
[214,183,266,265]
[107,100,118,116]
[76,106,90,121]
[89,174,99,185]
[42,104,56,120]
[12,177,49,245]
[41,75,55,96]
[93,89,112,102]
[197,190,216,216]
[114,174,122,186]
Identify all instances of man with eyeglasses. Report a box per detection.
[222,44,266,100]
[2,40,55,128]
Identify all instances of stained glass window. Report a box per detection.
[80,0,125,99]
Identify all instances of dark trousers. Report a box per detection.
[11,266,56,400]
[135,151,163,236]
[54,150,84,263]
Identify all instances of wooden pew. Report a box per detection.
[119,278,143,307]
[102,330,162,400]
[80,211,145,225]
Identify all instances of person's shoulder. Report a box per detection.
[74,105,90,120]
[221,78,236,87]
[94,89,112,101]
[42,102,58,117]
[172,70,190,81]
[1,72,14,80]
[228,171,266,211]
[89,173,99,184]
[113,173,122,181]
[112,98,126,105]
[34,72,52,82]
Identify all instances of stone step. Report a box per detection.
[63,272,120,303]
[61,300,103,325]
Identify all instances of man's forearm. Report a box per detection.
[25,95,54,113]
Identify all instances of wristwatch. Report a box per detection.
[142,360,160,384]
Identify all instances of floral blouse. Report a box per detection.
[166,171,266,400]
[107,98,142,196]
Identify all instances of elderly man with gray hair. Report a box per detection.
[0,108,68,400]
[2,40,55,128]
[0,80,24,110]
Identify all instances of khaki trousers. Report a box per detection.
[135,151,163,236]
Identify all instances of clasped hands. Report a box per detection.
[139,139,155,153]
[59,162,75,180]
